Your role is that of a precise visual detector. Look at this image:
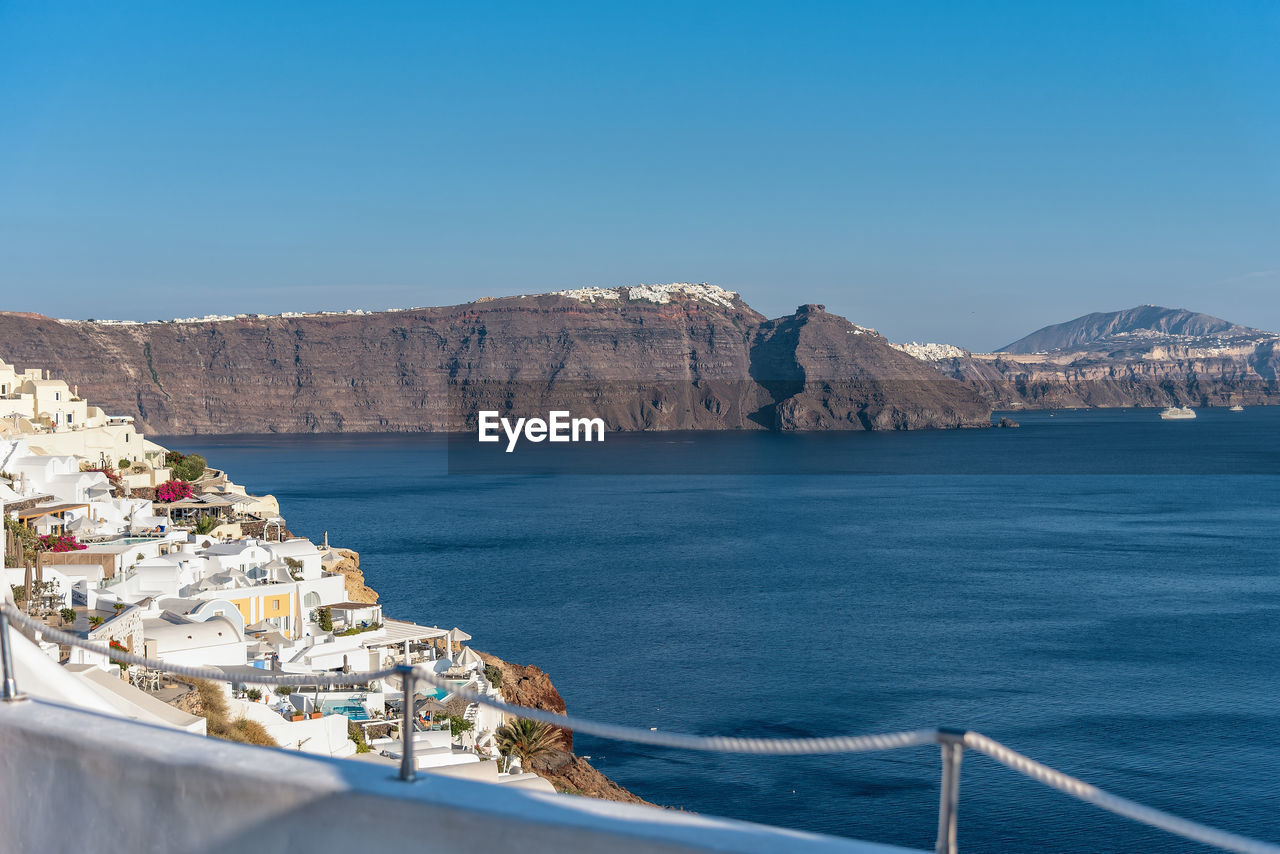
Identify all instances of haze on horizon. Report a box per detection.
[1,1,1277,352]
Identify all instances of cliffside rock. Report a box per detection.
[754,306,992,430]
[0,288,990,433]
[529,750,658,806]
[326,548,378,604]
[913,305,1280,410]
[477,651,655,806]
[477,653,570,749]
[937,346,1280,410]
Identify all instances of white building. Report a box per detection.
[143,607,248,667]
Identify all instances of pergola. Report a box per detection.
[14,503,90,522]
[368,619,450,667]
[155,494,243,524]
[14,503,90,534]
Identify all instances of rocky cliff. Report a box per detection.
[936,345,1280,409]
[0,285,991,433]
[901,305,1280,409]
[477,651,655,806]
[326,548,379,604]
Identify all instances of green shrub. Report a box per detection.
[165,451,207,482]
[316,606,333,632]
[484,664,504,687]
[336,621,381,637]
[348,720,371,753]
[59,608,76,625]
[4,518,39,555]
[246,688,262,701]
[449,715,474,738]
[193,516,219,535]
[275,685,293,696]
[118,458,132,470]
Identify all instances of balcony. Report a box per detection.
[0,697,909,854]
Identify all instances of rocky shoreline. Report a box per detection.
[476,652,655,805]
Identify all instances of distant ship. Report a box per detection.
[1230,404,1245,412]
[1159,406,1197,420]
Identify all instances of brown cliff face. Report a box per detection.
[0,291,991,433]
[754,305,994,429]
[920,304,1280,409]
[477,651,656,806]
[938,342,1280,409]
[476,653,571,750]
[327,549,379,604]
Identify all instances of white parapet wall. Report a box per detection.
[0,697,925,854]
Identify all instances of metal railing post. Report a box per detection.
[398,664,416,782]
[936,728,965,854]
[1,609,27,702]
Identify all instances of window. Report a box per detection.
[54,392,61,401]
[304,592,321,608]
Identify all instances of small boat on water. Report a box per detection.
[1230,404,1245,412]
[1159,406,1197,420]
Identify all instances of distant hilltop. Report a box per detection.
[998,305,1267,354]
[35,283,745,327]
[893,304,1280,410]
[10,290,1278,429]
[0,287,990,434]
[550,282,741,308]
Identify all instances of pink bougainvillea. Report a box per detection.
[156,479,194,502]
[38,534,86,553]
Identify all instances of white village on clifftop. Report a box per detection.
[0,356,552,792]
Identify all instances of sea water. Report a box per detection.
[164,408,1280,852]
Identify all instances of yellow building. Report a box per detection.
[221,585,299,638]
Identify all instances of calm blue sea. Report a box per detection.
[162,409,1280,853]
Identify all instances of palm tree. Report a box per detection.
[495,718,563,771]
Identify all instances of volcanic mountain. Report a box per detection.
[0,284,992,434]
[1000,305,1264,354]
[900,305,1280,409]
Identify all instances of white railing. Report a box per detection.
[1,603,1276,854]
[100,567,136,588]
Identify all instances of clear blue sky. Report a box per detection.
[1,1,1277,350]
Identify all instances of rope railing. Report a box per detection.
[962,733,1280,854]
[2,603,1277,854]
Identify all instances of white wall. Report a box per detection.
[0,698,916,854]
[298,574,347,608]
[154,641,248,668]
[227,698,357,758]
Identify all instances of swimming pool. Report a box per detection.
[420,680,469,701]
[321,701,370,721]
